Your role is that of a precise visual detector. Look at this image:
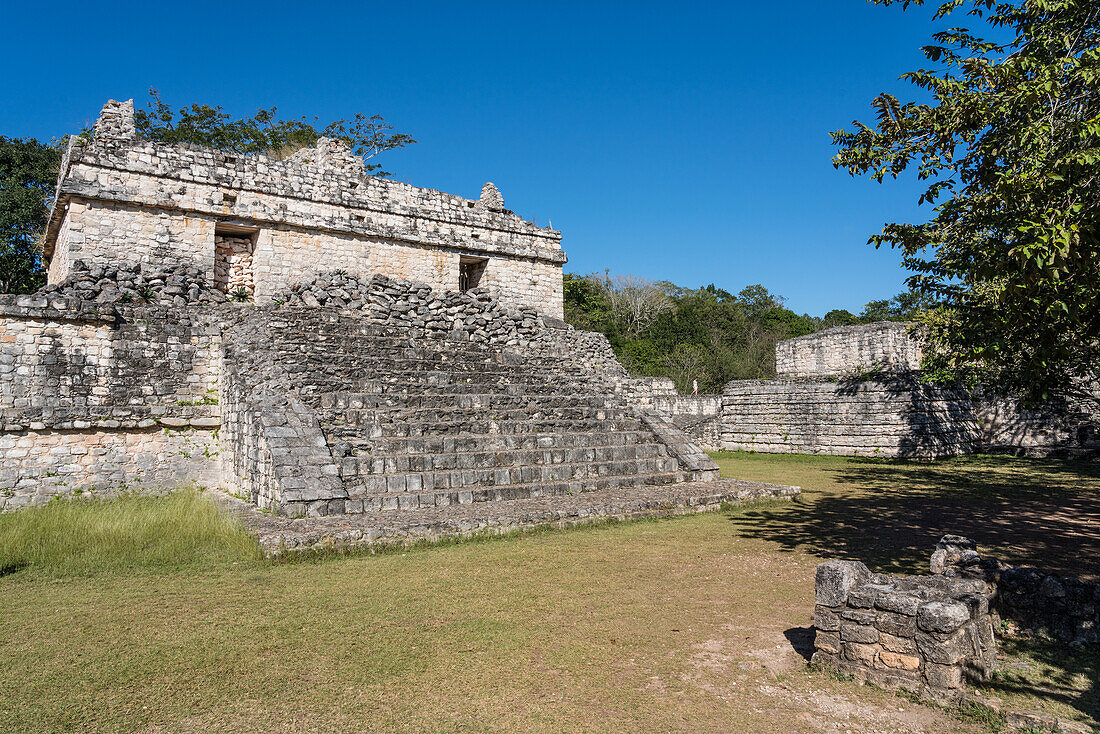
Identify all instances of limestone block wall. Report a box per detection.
[812,559,997,703]
[252,229,562,315]
[975,395,1096,455]
[0,428,219,510]
[215,235,255,296]
[219,354,345,517]
[47,199,217,285]
[45,100,566,317]
[814,536,1100,707]
[0,296,224,509]
[644,395,722,452]
[720,377,981,458]
[776,322,922,378]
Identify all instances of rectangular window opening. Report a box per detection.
[459,257,488,293]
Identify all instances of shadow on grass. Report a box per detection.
[784,626,815,663]
[726,456,1100,578]
[986,637,1099,728]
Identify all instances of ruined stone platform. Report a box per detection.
[220,477,800,556]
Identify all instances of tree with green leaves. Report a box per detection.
[0,137,60,293]
[133,89,416,176]
[565,272,817,391]
[832,0,1099,404]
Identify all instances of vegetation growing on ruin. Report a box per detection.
[563,272,927,392]
[132,88,417,172]
[834,0,1100,405]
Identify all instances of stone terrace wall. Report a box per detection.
[644,395,722,452]
[219,318,346,516]
[720,376,981,458]
[0,296,223,508]
[46,101,565,316]
[776,322,922,378]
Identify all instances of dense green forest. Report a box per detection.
[563,272,930,393]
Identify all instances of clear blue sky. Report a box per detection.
[0,0,949,316]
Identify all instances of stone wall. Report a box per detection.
[719,322,1098,458]
[45,100,566,317]
[933,535,1100,647]
[0,295,224,508]
[642,395,722,452]
[813,536,1100,706]
[776,322,922,378]
[720,376,982,458]
[812,558,997,703]
[0,427,219,510]
[219,333,345,516]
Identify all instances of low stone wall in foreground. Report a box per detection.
[812,536,1099,706]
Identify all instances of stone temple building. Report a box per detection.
[45,99,566,317]
[1,100,746,526]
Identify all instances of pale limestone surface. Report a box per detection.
[45,100,565,317]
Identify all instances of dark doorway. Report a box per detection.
[459,257,487,293]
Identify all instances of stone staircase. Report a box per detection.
[254,313,717,515]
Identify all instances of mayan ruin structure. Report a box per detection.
[3,99,802,528]
[3,99,1092,526]
[641,322,1098,459]
[44,99,566,316]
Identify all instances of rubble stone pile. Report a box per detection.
[37,260,228,306]
[275,271,546,346]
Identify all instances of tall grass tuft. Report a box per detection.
[0,488,261,577]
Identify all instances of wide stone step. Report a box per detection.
[327,404,638,427]
[324,417,647,438]
[342,471,689,513]
[342,384,606,400]
[344,457,681,495]
[268,330,561,360]
[271,336,573,366]
[320,392,621,411]
[286,363,604,388]
[337,441,670,477]
[324,429,661,456]
[293,369,609,399]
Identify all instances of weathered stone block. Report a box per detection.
[877,631,917,654]
[878,650,920,671]
[923,662,963,690]
[842,642,878,667]
[840,623,878,644]
[917,601,970,634]
[915,630,971,665]
[815,561,872,607]
[814,631,840,655]
[813,606,841,632]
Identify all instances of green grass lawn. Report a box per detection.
[1,454,1096,733]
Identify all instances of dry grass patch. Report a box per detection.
[0,491,975,734]
[4,453,1096,733]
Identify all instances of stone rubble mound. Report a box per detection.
[275,271,545,346]
[38,260,228,306]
